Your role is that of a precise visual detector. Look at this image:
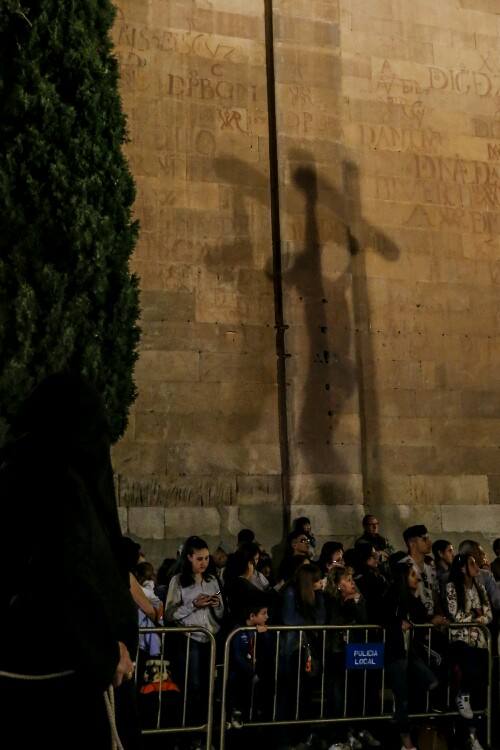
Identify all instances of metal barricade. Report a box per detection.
[219,624,387,750]
[219,622,493,750]
[137,625,216,749]
[411,622,493,748]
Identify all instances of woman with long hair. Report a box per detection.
[318,541,344,576]
[383,561,439,750]
[166,535,223,735]
[279,563,326,743]
[323,567,381,749]
[445,553,491,750]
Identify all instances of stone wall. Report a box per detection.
[111,0,500,563]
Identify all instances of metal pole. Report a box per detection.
[182,634,191,728]
[272,630,280,721]
[219,629,235,750]
[320,629,326,719]
[296,630,303,720]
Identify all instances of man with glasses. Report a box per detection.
[277,529,313,583]
[356,514,394,561]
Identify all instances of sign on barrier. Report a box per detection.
[345,643,384,669]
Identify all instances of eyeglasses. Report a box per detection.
[297,537,310,543]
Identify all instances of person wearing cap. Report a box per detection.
[401,525,447,623]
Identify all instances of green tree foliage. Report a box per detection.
[0,0,140,442]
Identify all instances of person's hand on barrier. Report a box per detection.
[193,594,211,608]
[113,641,135,688]
[431,615,448,626]
[401,619,412,632]
[153,603,164,622]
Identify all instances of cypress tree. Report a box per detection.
[0,0,140,443]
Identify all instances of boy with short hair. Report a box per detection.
[229,599,269,728]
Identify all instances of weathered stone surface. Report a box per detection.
[165,507,221,539]
[129,507,165,540]
[112,0,500,547]
[442,505,500,533]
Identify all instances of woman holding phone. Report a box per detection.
[166,536,223,737]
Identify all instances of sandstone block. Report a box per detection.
[199,352,276,383]
[165,507,221,539]
[129,507,165,539]
[371,504,443,540]
[442,504,500,533]
[290,473,364,505]
[135,350,200,383]
[237,504,284,549]
[290,504,365,535]
[167,442,281,476]
[409,474,489,505]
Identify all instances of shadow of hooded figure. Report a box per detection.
[0,373,141,749]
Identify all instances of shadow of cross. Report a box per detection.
[207,152,400,504]
[287,148,400,503]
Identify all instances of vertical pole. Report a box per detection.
[296,630,303,720]
[264,0,291,539]
[273,630,280,721]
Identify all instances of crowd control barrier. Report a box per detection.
[136,622,492,750]
[136,625,216,748]
[218,623,493,750]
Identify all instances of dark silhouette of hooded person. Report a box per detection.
[0,373,140,748]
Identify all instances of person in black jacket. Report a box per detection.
[0,373,139,750]
[354,543,389,625]
[383,561,439,750]
[323,567,381,748]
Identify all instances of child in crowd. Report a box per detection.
[229,599,269,728]
[136,561,163,658]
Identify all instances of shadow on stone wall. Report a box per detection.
[201,155,273,449]
[288,148,400,504]
[204,149,401,508]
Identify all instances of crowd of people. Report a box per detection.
[7,375,497,750]
[128,515,500,750]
